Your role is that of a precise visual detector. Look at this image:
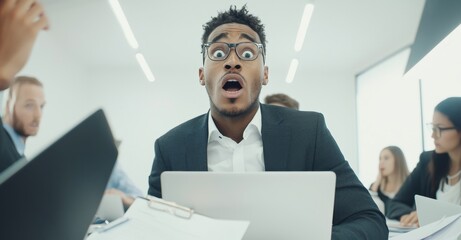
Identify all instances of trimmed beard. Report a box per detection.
[12,110,31,138]
[211,95,260,119]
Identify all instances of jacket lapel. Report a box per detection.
[185,107,291,171]
[260,105,291,171]
[185,113,209,171]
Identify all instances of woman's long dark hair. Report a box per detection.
[428,97,461,194]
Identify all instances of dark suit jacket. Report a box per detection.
[387,151,435,220]
[369,184,392,215]
[148,104,388,239]
[0,117,20,173]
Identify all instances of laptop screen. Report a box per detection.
[161,171,336,240]
[415,195,461,226]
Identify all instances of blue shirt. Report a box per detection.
[106,163,143,198]
[3,123,25,156]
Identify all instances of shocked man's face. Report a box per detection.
[199,23,268,118]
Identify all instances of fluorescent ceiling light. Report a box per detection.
[108,0,139,49]
[136,53,155,82]
[294,3,315,52]
[286,59,299,83]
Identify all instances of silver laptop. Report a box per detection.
[161,171,336,240]
[415,195,461,226]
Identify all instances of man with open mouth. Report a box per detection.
[148,5,387,240]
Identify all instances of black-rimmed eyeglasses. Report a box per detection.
[201,42,265,62]
[427,123,458,138]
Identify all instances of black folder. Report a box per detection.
[0,109,117,240]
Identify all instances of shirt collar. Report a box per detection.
[3,123,25,156]
[207,105,262,142]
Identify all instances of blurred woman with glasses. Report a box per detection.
[369,146,409,214]
[387,97,461,227]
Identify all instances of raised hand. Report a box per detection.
[0,0,49,89]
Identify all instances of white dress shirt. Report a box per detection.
[207,107,265,172]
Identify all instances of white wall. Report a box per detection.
[83,66,209,193]
[10,32,92,159]
[357,49,423,187]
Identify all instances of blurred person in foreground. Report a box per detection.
[0,0,49,172]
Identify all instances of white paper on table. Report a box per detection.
[390,213,461,240]
[387,218,417,233]
[88,197,250,240]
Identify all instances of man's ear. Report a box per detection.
[262,66,269,85]
[199,67,205,86]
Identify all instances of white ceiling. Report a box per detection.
[40,0,425,83]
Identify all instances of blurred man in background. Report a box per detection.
[3,76,45,157]
[264,93,299,110]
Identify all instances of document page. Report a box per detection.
[387,218,417,233]
[88,197,249,240]
[390,213,461,240]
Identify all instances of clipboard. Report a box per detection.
[87,195,249,240]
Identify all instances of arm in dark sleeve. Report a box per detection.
[0,120,21,173]
[377,188,390,203]
[148,138,168,198]
[312,113,388,240]
[386,152,431,220]
[369,183,391,206]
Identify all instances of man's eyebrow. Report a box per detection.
[210,33,228,43]
[240,33,256,42]
[209,33,258,43]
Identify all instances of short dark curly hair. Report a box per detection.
[201,5,267,59]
